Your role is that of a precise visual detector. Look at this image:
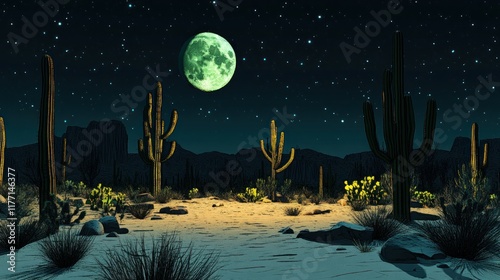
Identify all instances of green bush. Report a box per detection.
[255,177,276,199]
[414,190,436,207]
[344,176,388,210]
[236,187,264,203]
[156,186,173,203]
[188,188,200,199]
[87,183,126,214]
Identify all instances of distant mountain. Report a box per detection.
[4,120,500,196]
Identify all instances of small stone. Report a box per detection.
[279,227,294,234]
[212,203,224,207]
[106,232,119,237]
[159,206,188,215]
[151,215,163,220]
[336,247,346,251]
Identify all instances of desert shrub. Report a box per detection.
[310,194,321,205]
[255,177,277,199]
[156,186,173,203]
[416,205,500,276]
[0,218,47,252]
[352,239,374,253]
[188,188,201,199]
[97,232,220,280]
[284,206,302,216]
[454,163,490,205]
[236,187,264,203]
[39,228,95,268]
[351,206,403,241]
[0,184,37,222]
[280,179,292,198]
[61,180,87,198]
[414,191,436,207]
[218,190,237,201]
[87,183,126,215]
[128,204,153,219]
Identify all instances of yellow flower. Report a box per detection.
[344,180,348,185]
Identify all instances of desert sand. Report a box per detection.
[1,198,499,279]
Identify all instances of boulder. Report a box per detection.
[135,193,155,202]
[80,220,105,236]
[297,221,373,245]
[279,226,294,234]
[99,216,129,234]
[159,206,188,215]
[380,232,446,263]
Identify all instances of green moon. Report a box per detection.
[181,32,236,92]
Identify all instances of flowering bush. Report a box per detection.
[188,188,200,199]
[344,176,388,206]
[413,191,436,207]
[236,187,264,203]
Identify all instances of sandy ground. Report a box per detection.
[1,198,499,279]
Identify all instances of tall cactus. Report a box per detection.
[39,54,58,215]
[60,137,71,184]
[260,119,295,201]
[319,165,324,198]
[0,117,5,186]
[363,32,437,223]
[138,82,177,197]
[470,122,488,193]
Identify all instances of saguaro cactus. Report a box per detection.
[470,122,488,194]
[138,82,177,197]
[363,32,437,223]
[39,54,58,215]
[319,165,324,198]
[260,119,295,201]
[60,137,71,184]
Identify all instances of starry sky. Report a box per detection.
[1,0,499,158]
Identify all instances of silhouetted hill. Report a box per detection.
[4,120,500,195]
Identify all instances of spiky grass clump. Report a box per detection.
[349,200,368,211]
[416,207,500,276]
[97,232,220,280]
[0,218,47,252]
[284,206,302,216]
[128,204,153,219]
[352,239,374,253]
[156,186,173,203]
[351,206,403,241]
[38,229,95,268]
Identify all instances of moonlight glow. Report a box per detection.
[182,32,236,92]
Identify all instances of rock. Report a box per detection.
[70,197,85,208]
[305,209,332,215]
[99,216,129,234]
[297,221,373,245]
[80,220,105,236]
[337,198,348,206]
[151,215,163,220]
[279,226,294,234]
[106,232,119,237]
[380,233,446,263]
[212,203,224,207]
[0,195,6,203]
[159,206,188,215]
[135,193,155,202]
[261,198,272,203]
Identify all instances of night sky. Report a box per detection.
[1,0,499,158]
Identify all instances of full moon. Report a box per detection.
[181,32,236,92]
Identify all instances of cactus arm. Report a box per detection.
[363,101,391,163]
[270,120,277,155]
[276,132,284,167]
[260,140,273,163]
[161,141,176,162]
[418,99,437,152]
[161,110,178,140]
[483,143,488,168]
[276,148,295,173]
